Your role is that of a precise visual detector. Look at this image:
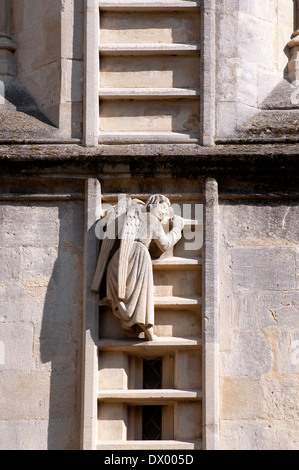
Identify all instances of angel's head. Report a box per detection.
[145,194,172,222]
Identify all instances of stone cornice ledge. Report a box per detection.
[0,143,299,161]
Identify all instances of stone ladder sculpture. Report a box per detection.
[94,193,203,449]
[92,195,185,341]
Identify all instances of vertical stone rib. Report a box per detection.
[202,178,219,450]
[81,178,102,449]
[83,0,100,146]
[200,0,216,146]
[0,0,16,78]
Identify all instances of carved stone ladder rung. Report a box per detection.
[97,0,201,144]
[97,257,203,448]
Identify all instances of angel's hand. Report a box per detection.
[172,215,184,231]
[167,207,174,219]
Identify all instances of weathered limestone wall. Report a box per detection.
[0,198,84,450]
[216,0,294,138]
[219,201,299,449]
[11,0,84,137]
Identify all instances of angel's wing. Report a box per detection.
[118,204,142,300]
[91,196,131,293]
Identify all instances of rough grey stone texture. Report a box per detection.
[232,247,296,291]
[261,80,299,110]
[258,292,299,329]
[225,80,299,143]
[236,109,299,142]
[221,330,274,377]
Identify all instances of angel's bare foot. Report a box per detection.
[144,326,156,341]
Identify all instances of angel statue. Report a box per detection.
[91,194,184,341]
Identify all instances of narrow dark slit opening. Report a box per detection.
[142,406,162,441]
[143,359,162,389]
[142,359,163,440]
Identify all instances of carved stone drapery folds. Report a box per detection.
[0,0,16,78]
[288,0,299,81]
[92,195,184,341]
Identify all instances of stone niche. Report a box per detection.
[96,175,204,450]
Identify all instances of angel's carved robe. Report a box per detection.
[106,210,182,335]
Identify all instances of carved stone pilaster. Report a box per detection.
[288,0,299,82]
[0,0,16,79]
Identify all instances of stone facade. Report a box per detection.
[0,183,85,449]
[0,0,298,451]
[219,202,299,449]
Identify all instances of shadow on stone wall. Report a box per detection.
[40,203,84,450]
